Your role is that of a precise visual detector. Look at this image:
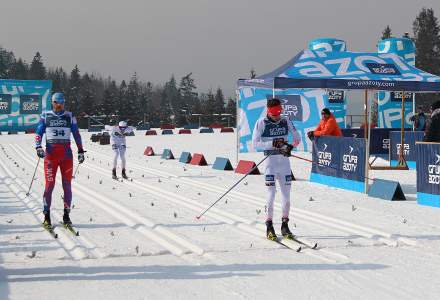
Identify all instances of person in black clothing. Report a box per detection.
[424,101,440,142]
[410,106,427,131]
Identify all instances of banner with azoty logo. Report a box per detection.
[238,87,346,152]
[0,80,52,131]
[310,136,366,192]
[416,142,440,208]
[377,38,415,128]
[0,94,12,114]
[389,131,424,169]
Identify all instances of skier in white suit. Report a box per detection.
[105,121,134,179]
[252,98,300,241]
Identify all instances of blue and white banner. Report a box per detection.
[377,38,415,128]
[0,80,52,131]
[310,136,366,193]
[238,49,440,91]
[238,87,346,152]
[308,38,347,52]
[416,142,440,208]
[389,131,424,169]
[342,128,412,155]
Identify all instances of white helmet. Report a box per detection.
[118,121,127,127]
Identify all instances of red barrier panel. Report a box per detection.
[160,124,175,130]
[220,127,234,133]
[144,146,155,156]
[190,153,208,166]
[209,123,224,129]
[178,129,192,134]
[235,160,260,175]
[145,130,157,135]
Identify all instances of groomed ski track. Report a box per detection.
[1,133,440,299]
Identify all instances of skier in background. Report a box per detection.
[35,92,85,228]
[252,98,301,241]
[105,121,134,179]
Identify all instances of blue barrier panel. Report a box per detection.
[212,157,234,171]
[161,149,175,159]
[200,128,214,133]
[390,131,424,169]
[162,129,174,135]
[310,136,366,193]
[416,142,440,208]
[179,152,192,163]
[368,179,406,200]
[183,123,199,129]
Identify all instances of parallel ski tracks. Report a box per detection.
[9,144,213,263]
[82,147,422,299]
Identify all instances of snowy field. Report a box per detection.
[1,130,440,300]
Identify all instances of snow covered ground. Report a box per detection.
[1,130,440,300]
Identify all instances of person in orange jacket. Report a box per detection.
[307,108,342,140]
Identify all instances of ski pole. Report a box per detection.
[196,154,271,220]
[289,153,375,181]
[73,164,80,179]
[26,157,40,196]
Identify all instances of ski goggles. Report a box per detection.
[267,105,282,116]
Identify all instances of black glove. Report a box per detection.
[307,131,315,141]
[114,132,122,137]
[272,138,286,148]
[78,149,86,164]
[36,147,45,158]
[279,143,293,157]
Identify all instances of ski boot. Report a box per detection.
[112,168,118,180]
[266,220,277,241]
[43,211,52,228]
[121,168,128,179]
[63,208,72,225]
[281,217,294,240]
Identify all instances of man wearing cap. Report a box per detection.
[104,121,134,179]
[35,92,85,229]
[307,108,342,141]
[252,98,301,241]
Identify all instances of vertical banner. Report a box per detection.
[0,80,51,131]
[416,143,440,208]
[389,131,424,169]
[310,136,366,193]
[377,38,415,128]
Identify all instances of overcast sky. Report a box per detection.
[1,0,440,95]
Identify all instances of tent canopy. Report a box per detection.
[237,50,440,92]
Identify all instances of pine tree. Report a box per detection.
[10,58,28,79]
[79,73,95,115]
[250,68,257,79]
[225,97,237,126]
[66,65,81,114]
[381,25,392,40]
[29,52,47,79]
[118,80,128,119]
[0,47,15,78]
[413,8,440,106]
[101,79,119,117]
[214,87,225,114]
[47,67,68,93]
[127,72,141,122]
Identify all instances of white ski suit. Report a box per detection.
[104,125,134,170]
[252,116,300,221]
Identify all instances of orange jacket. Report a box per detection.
[314,114,343,137]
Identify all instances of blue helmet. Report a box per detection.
[52,92,65,104]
